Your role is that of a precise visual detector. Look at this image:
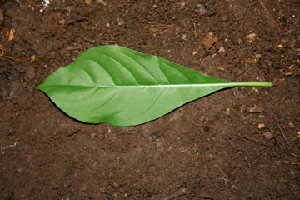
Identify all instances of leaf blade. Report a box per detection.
[37,45,272,126]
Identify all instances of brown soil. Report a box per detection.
[1,0,299,199]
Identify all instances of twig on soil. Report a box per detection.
[214,165,228,178]
[277,160,300,166]
[259,0,268,12]
[277,122,287,142]
[191,119,200,127]
[291,153,300,159]
[1,137,20,150]
[0,54,14,60]
[238,133,271,147]
[67,17,87,25]
[193,22,198,39]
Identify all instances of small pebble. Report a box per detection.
[258,123,265,129]
[263,132,273,139]
[91,132,96,138]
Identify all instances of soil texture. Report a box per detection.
[1,0,299,199]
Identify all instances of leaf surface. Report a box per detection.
[37,45,272,126]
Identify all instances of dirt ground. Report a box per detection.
[1,0,299,199]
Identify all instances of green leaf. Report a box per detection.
[37,45,272,126]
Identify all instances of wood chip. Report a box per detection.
[8,29,15,41]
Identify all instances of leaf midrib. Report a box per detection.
[40,82,272,89]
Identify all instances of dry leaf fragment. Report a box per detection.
[85,0,92,4]
[247,104,264,113]
[97,0,107,4]
[195,4,207,15]
[202,32,218,48]
[284,72,292,76]
[246,33,257,42]
[287,121,295,128]
[31,55,37,62]
[218,46,225,52]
